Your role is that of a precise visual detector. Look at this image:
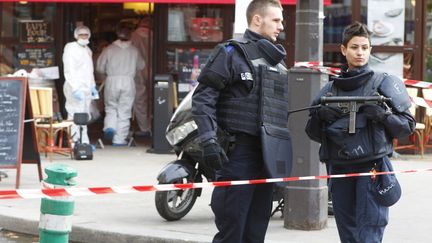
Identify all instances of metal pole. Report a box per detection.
[284,0,328,230]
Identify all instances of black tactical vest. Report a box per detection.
[216,39,289,136]
[320,72,394,165]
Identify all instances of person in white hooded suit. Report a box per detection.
[97,26,145,146]
[63,25,98,145]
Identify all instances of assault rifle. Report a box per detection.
[320,95,392,134]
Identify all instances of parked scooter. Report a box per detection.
[154,88,232,221]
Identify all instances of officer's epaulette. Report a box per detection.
[224,37,250,54]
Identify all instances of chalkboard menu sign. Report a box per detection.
[0,77,32,188]
[15,43,55,70]
[0,78,26,167]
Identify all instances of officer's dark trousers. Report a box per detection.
[211,137,273,243]
[330,159,389,243]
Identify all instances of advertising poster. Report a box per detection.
[367,0,404,78]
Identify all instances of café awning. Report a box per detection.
[1,0,331,4]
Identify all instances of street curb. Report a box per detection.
[0,215,207,243]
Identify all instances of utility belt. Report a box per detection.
[224,132,261,153]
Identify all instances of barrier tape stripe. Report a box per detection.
[1,168,431,200]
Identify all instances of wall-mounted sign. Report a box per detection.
[14,43,55,70]
[19,20,53,43]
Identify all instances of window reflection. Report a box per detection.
[167,48,212,101]
[324,0,351,44]
[0,2,56,74]
[168,5,223,42]
[425,1,432,81]
[362,0,415,45]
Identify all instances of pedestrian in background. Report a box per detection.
[63,25,98,146]
[131,17,152,137]
[192,0,289,242]
[97,24,145,146]
[305,22,415,243]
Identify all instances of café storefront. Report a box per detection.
[0,0,431,127]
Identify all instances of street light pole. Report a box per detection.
[284,0,328,230]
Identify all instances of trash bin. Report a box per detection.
[148,74,175,153]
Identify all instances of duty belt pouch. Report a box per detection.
[260,124,292,178]
[258,65,292,179]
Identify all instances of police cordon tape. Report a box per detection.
[1,167,432,200]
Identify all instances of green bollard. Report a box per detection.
[39,164,77,243]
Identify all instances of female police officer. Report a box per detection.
[305,22,415,242]
[192,0,289,242]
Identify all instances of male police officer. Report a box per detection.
[192,1,291,242]
[305,22,415,242]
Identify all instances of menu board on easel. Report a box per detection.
[0,77,27,188]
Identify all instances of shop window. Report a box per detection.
[166,47,212,101]
[404,52,414,79]
[361,0,415,45]
[167,5,223,42]
[323,52,345,68]
[424,0,432,82]
[324,0,352,44]
[0,2,56,74]
[360,0,413,77]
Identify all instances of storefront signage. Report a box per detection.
[19,20,53,43]
[15,20,55,70]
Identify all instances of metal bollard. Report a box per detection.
[39,164,77,243]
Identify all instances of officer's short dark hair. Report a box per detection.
[342,22,372,47]
[246,0,282,26]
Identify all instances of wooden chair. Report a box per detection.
[29,87,74,161]
[393,87,424,156]
[421,88,432,150]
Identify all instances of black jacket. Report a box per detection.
[305,65,415,165]
[192,30,268,142]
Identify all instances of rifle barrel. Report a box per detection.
[320,96,391,104]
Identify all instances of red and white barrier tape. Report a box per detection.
[1,168,431,200]
[403,79,432,89]
[294,62,341,76]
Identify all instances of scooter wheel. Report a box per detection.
[155,177,199,221]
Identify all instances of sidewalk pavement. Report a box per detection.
[0,144,431,243]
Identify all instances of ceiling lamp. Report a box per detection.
[123,3,154,15]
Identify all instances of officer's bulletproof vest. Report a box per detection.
[216,39,289,136]
[321,72,393,165]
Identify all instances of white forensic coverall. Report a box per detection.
[97,40,144,144]
[63,41,95,144]
[131,24,151,133]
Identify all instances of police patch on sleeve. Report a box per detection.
[240,72,253,81]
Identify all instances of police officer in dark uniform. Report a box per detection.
[192,1,290,242]
[305,22,415,243]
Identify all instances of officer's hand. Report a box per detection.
[91,86,99,99]
[317,106,343,122]
[202,138,228,171]
[360,104,389,122]
[73,90,84,101]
